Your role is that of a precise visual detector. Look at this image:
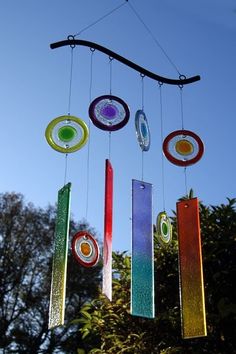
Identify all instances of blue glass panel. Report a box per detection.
[131,179,155,318]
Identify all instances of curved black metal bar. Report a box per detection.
[50,39,200,86]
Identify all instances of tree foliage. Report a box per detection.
[1,192,236,353]
[0,192,101,353]
[77,198,236,354]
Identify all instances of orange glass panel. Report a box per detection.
[177,198,207,339]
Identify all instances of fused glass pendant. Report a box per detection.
[89,95,130,131]
[177,198,207,338]
[72,230,100,267]
[131,179,155,318]
[102,159,113,300]
[163,130,204,167]
[135,109,151,151]
[45,115,89,153]
[48,183,71,329]
[156,211,172,246]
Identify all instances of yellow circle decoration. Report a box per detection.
[45,115,89,153]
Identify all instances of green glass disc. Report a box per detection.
[162,222,168,236]
[156,211,172,246]
[58,126,77,142]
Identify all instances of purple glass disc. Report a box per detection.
[89,95,130,131]
[101,104,118,119]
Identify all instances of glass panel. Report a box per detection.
[131,179,155,318]
[177,198,207,338]
[102,159,113,300]
[48,183,71,329]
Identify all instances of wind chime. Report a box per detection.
[45,1,207,339]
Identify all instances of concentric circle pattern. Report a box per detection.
[156,211,172,246]
[163,129,204,166]
[71,231,99,267]
[135,109,151,151]
[89,95,130,131]
[45,115,89,153]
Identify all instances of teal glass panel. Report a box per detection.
[48,183,71,329]
[131,179,155,318]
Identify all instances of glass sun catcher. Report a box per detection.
[46,33,206,339]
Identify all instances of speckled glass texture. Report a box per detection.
[177,198,207,338]
[131,179,155,318]
[48,183,71,329]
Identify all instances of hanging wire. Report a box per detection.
[127,1,181,76]
[64,154,68,185]
[74,1,127,37]
[184,167,188,196]
[67,46,75,115]
[179,86,184,130]
[108,132,112,160]
[109,57,113,95]
[141,74,145,110]
[108,57,113,160]
[159,82,166,211]
[85,48,95,220]
[179,85,189,196]
[141,151,144,181]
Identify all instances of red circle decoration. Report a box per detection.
[88,95,130,131]
[71,231,100,267]
[163,130,204,167]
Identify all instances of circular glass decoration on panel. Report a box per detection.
[89,95,130,131]
[156,211,172,246]
[162,129,204,167]
[135,109,151,151]
[45,115,89,153]
[72,231,100,267]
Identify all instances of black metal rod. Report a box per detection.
[50,39,200,86]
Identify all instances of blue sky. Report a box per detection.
[0,1,236,252]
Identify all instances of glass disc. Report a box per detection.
[45,115,89,153]
[71,231,100,267]
[156,211,172,245]
[163,130,204,166]
[89,95,130,131]
[135,110,151,151]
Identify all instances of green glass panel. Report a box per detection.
[48,183,71,329]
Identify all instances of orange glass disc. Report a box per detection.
[80,241,92,257]
[175,139,194,156]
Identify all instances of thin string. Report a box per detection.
[109,57,113,95]
[141,151,144,181]
[67,47,74,115]
[184,167,188,196]
[64,154,68,185]
[179,86,188,195]
[140,74,145,181]
[108,57,113,160]
[85,49,95,220]
[108,132,112,160]
[179,86,184,130]
[74,1,127,37]
[141,74,145,110]
[159,83,166,211]
[127,1,181,75]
